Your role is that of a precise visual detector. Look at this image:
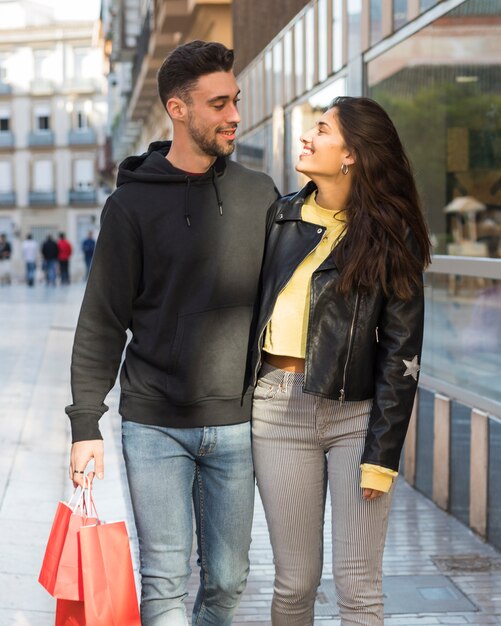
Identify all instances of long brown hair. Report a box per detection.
[330,96,431,300]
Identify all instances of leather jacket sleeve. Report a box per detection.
[361,247,425,472]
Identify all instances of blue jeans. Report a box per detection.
[25,261,36,286]
[45,260,57,285]
[122,420,255,626]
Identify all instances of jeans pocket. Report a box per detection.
[254,378,279,401]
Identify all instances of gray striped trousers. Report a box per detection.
[252,363,394,626]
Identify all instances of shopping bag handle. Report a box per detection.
[69,476,99,521]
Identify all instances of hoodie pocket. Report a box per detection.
[168,305,254,402]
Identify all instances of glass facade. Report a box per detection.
[368,1,501,260]
[423,273,501,404]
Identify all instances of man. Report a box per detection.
[21,233,38,286]
[41,234,59,286]
[81,231,95,278]
[0,233,12,285]
[57,232,72,284]
[66,41,278,625]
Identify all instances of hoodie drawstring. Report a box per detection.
[184,177,191,227]
[183,168,223,227]
[212,168,223,216]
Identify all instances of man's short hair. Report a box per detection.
[157,40,234,107]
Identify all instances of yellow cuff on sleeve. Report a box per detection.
[360,463,398,493]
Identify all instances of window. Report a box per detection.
[394,0,409,30]
[34,50,52,79]
[74,47,95,79]
[38,115,50,130]
[34,105,51,131]
[252,61,264,126]
[0,108,10,132]
[74,159,94,189]
[318,0,328,83]
[33,160,53,191]
[74,103,90,130]
[77,111,88,129]
[283,30,294,104]
[370,0,383,46]
[347,0,362,60]
[332,0,343,72]
[294,18,305,96]
[264,50,273,116]
[273,40,283,108]
[305,6,316,91]
[420,0,438,11]
[0,161,12,192]
[0,55,7,82]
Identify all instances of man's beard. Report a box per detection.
[187,113,235,157]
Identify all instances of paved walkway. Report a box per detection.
[0,285,500,626]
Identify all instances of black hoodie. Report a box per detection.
[66,141,278,442]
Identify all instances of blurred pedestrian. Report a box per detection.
[0,233,12,285]
[251,96,432,625]
[81,231,96,279]
[21,233,38,287]
[57,232,72,284]
[66,40,278,626]
[42,234,59,286]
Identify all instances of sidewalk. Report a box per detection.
[0,284,500,626]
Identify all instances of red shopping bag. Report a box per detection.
[39,480,98,600]
[80,520,141,626]
[55,599,86,626]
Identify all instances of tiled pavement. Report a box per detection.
[0,284,500,626]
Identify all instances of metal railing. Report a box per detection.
[0,131,14,148]
[69,189,97,204]
[0,191,16,206]
[68,128,97,145]
[28,130,54,147]
[29,191,56,205]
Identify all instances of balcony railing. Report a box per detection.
[30,79,55,95]
[61,78,101,94]
[29,190,56,205]
[68,128,97,145]
[28,130,54,147]
[0,131,14,148]
[69,189,97,204]
[0,191,16,206]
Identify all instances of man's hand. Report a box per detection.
[362,488,384,501]
[69,440,104,487]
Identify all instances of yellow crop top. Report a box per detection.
[263,192,346,358]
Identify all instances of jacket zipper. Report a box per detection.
[253,233,325,384]
[339,290,360,404]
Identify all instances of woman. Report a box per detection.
[251,96,431,625]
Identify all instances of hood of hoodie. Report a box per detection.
[116,140,226,226]
[116,140,226,186]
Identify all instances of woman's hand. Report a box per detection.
[362,488,384,501]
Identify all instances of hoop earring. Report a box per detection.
[341,163,349,175]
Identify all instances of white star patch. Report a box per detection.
[403,355,420,381]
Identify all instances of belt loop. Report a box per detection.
[280,371,288,394]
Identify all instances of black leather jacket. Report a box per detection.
[251,183,425,472]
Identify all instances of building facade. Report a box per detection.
[0,0,107,281]
[233,0,501,548]
[104,0,233,163]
